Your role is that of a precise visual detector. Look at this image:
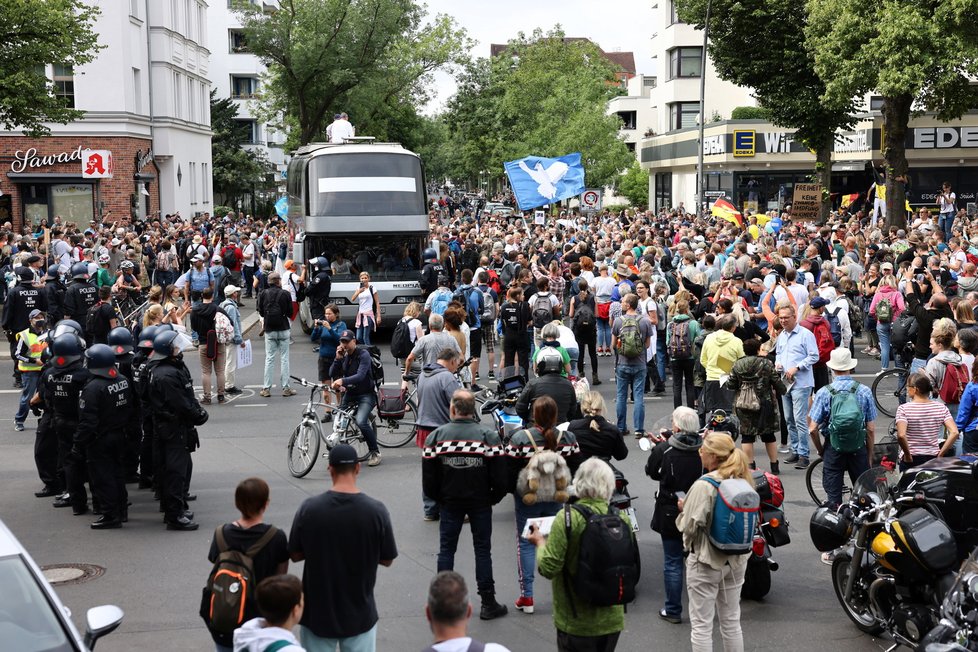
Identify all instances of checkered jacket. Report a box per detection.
[422,418,509,508]
[504,427,583,495]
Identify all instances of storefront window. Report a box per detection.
[655,172,672,210]
[50,184,94,223]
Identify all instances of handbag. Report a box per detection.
[734,376,762,412]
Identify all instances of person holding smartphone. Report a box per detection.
[351,271,379,345]
[310,304,346,421]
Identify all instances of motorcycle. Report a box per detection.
[811,465,960,648]
[479,367,525,443]
[919,545,978,651]
[742,469,790,600]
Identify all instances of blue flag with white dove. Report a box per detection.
[274,196,289,220]
[503,153,586,211]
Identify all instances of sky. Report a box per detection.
[420,0,658,114]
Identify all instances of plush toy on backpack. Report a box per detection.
[517,433,571,505]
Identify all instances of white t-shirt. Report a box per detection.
[284,272,300,302]
[242,243,256,267]
[327,119,355,143]
[592,275,616,302]
[939,191,956,214]
[407,317,422,342]
[431,638,511,652]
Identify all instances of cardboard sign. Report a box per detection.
[791,183,821,221]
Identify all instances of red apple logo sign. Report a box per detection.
[81,150,113,179]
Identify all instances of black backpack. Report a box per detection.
[573,295,596,331]
[390,318,413,360]
[890,310,918,349]
[85,300,105,339]
[562,503,640,614]
[263,289,284,321]
[531,292,554,329]
[364,345,384,389]
[201,525,279,636]
[222,246,238,268]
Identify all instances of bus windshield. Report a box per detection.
[305,234,423,282]
[308,153,426,217]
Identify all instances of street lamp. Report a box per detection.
[696,0,712,216]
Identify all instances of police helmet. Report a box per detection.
[53,319,85,341]
[70,262,90,280]
[50,333,84,368]
[150,330,180,361]
[85,343,119,379]
[310,256,329,270]
[107,326,134,355]
[535,346,564,377]
[423,247,438,263]
[45,265,60,281]
[16,266,33,283]
[137,325,160,350]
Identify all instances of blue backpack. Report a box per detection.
[825,306,843,347]
[430,288,452,316]
[701,476,760,555]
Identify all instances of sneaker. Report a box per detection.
[487,371,495,380]
[217,395,226,404]
[659,608,682,624]
[259,388,271,397]
[225,386,243,395]
[321,413,333,424]
[282,387,297,397]
[367,451,382,467]
[784,453,800,464]
[514,596,535,614]
[795,456,810,470]
[14,423,24,431]
[423,513,439,522]
[634,430,645,439]
[475,373,481,382]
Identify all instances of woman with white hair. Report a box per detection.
[527,457,634,651]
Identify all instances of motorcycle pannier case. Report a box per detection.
[377,389,407,419]
[760,506,790,547]
[895,507,957,573]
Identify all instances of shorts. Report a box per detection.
[481,322,496,353]
[469,326,483,359]
[318,356,335,383]
[741,431,776,444]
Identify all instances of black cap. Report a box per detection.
[328,444,358,467]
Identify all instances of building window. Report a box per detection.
[643,77,657,90]
[173,71,183,118]
[617,110,637,130]
[668,101,700,130]
[655,172,672,210]
[235,119,259,144]
[668,47,702,80]
[229,29,249,53]
[202,163,209,202]
[130,0,141,19]
[51,184,94,223]
[669,0,683,25]
[190,162,197,205]
[230,75,259,99]
[133,68,142,113]
[52,64,75,108]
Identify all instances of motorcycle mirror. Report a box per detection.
[481,402,497,415]
[638,437,652,452]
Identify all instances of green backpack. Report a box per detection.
[617,315,644,359]
[827,386,867,453]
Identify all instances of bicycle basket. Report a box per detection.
[377,388,407,419]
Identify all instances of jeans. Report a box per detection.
[242,265,255,296]
[822,445,869,508]
[263,329,291,389]
[615,364,647,433]
[356,315,374,346]
[686,557,746,652]
[656,338,667,386]
[301,624,376,652]
[671,358,696,409]
[341,392,378,453]
[566,347,579,371]
[877,322,892,370]
[15,370,41,425]
[964,430,978,455]
[438,505,496,596]
[662,536,685,617]
[781,385,812,458]
[514,497,561,598]
[939,212,955,241]
[597,317,611,350]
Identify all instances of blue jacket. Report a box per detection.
[311,320,347,358]
[956,382,978,434]
[329,347,373,396]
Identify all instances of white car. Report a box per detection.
[0,519,123,650]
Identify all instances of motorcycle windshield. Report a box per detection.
[852,465,901,501]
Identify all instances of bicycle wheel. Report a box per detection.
[374,398,418,448]
[334,412,371,462]
[288,417,322,478]
[872,368,907,418]
[806,457,826,506]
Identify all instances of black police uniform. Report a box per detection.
[41,362,92,512]
[63,278,98,324]
[131,347,156,487]
[113,350,142,481]
[33,362,60,495]
[420,261,444,296]
[76,370,135,524]
[2,279,47,382]
[45,278,67,323]
[306,269,332,320]
[148,354,204,525]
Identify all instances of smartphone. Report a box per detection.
[360,281,367,288]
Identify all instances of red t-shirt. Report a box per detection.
[222,245,243,271]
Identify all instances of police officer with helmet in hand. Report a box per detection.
[305,256,332,321]
[76,343,135,529]
[147,329,208,531]
[2,266,48,388]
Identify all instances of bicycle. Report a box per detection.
[286,376,370,478]
[871,367,908,418]
[805,427,901,506]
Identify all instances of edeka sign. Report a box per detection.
[911,127,978,149]
[733,130,755,157]
[10,146,84,173]
[791,183,821,221]
[703,135,726,155]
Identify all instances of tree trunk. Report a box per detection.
[815,143,832,224]
[883,94,912,230]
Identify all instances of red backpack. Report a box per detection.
[803,317,835,364]
[486,269,503,297]
[939,362,968,404]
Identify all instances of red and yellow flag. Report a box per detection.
[711,198,744,229]
[840,193,859,209]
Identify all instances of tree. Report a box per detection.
[617,161,650,208]
[676,0,858,221]
[237,0,470,146]
[807,0,978,228]
[210,92,274,209]
[0,0,102,137]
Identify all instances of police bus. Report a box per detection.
[285,140,428,331]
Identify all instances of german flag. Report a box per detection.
[711,198,744,229]
[840,193,859,209]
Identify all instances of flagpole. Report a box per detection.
[696,0,712,218]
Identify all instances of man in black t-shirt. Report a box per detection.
[89,286,118,344]
[289,444,397,649]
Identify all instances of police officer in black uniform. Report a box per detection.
[2,266,48,387]
[77,343,135,529]
[420,248,444,297]
[306,256,332,321]
[108,326,141,483]
[63,262,98,324]
[44,265,66,324]
[147,330,206,531]
[132,324,160,489]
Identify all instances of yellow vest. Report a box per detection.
[16,329,46,372]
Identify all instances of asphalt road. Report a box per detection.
[0,322,900,652]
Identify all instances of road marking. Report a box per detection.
[0,389,21,394]
[234,403,268,407]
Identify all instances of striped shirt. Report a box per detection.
[895,400,952,456]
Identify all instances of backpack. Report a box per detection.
[85,300,105,338]
[500,301,523,333]
[825,307,843,347]
[263,289,284,321]
[562,503,640,612]
[390,318,413,360]
[701,476,760,555]
[875,296,893,324]
[939,362,968,404]
[203,525,279,635]
[573,296,596,331]
[515,431,570,505]
[846,295,864,331]
[807,318,835,364]
[289,276,306,303]
[480,287,496,322]
[890,310,918,349]
[215,310,234,345]
[486,269,504,297]
[617,315,644,359]
[667,320,693,359]
[364,345,384,389]
[429,288,452,316]
[531,292,554,329]
[827,385,867,453]
[733,374,762,413]
[157,249,175,272]
[453,286,481,327]
[222,246,238,269]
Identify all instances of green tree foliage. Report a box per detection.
[443,29,633,189]
[676,0,858,220]
[0,0,101,137]
[237,0,471,147]
[210,92,275,208]
[730,106,771,120]
[617,161,650,208]
[806,0,978,227]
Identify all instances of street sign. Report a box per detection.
[704,190,724,198]
[791,183,821,221]
[580,188,602,211]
